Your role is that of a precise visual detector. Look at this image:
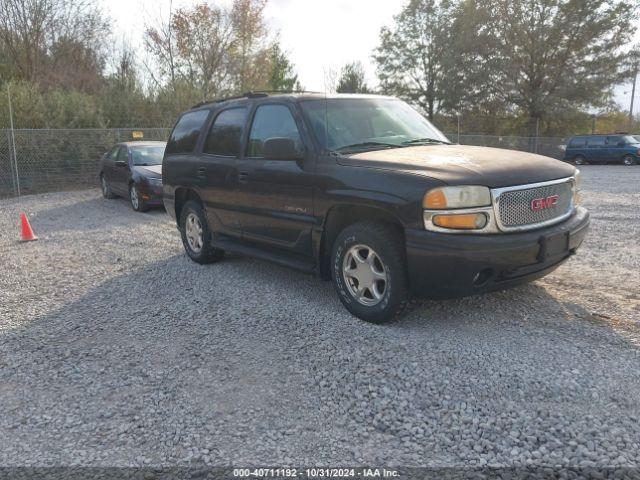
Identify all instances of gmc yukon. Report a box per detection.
[162,93,589,323]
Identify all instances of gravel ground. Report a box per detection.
[0,165,639,469]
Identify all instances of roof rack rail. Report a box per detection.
[190,90,324,109]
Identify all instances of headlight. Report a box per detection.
[423,186,491,209]
[573,170,581,205]
[148,177,163,187]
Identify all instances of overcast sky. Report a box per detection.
[103,0,639,113]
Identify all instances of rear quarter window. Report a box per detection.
[568,137,586,148]
[587,136,605,147]
[166,110,210,154]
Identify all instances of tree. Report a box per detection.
[267,42,301,91]
[144,0,279,100]
[231,0,268,91]
[374,0,456,119]
[0,0,110,91]
[336,62,370,93]
[480,0,637,128]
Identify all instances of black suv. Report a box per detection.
[162,93,589,323]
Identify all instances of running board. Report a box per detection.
[212,236,316,274]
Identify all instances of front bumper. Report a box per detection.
[405,206,590,298]
[138,182,164,206]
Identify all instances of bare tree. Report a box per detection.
[144,0,275,100]
[0,0,110,90]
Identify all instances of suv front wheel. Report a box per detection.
[179,200,225,264]
[331,221,410,323]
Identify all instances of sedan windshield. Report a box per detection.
[131,146,165,166]
[300,97,450,153]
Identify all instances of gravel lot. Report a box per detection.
[1,165,639,469]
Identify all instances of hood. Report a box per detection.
[339,145,576,188]
[134,164,162,177]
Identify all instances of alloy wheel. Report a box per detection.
[101,176,108,196]
[185,212,204,253]
[342,244,388,306]
[130,185,139,209]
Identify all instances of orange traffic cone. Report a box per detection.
[19,212,38,242]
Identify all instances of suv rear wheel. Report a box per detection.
[331,221,410,323]
[179,200,225,264]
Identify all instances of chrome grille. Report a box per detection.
[494,179,574,231]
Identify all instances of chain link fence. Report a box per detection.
[450,134,566,160]
[0,128,171,198]
[0,128,566,199]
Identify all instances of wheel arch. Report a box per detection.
[318,204,406,280]
[174,188,204,226]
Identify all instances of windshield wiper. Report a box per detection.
[402,137,451,145]
[335,141,400,152]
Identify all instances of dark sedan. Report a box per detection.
[99,141,166,212]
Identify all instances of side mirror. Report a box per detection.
[263,137,302,161]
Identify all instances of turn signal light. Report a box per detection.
[432,213,488,230]
[423,189,448,209]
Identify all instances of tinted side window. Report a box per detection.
[568,137,586,148]
[107,146,119,160]
[587,136,605,147]
[203,108,247,156]
[247,105,302,157]
[117,146,129,162]
[166,110,210,154]
[606,136,622,145]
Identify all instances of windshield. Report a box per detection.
[625,135,640,144]
[131,145,165,166]
[300,97,449,153]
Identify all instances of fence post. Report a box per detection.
[5,129,16,197]
[6,85,20,197]
[457,114,460,144]
[535,118,539,154]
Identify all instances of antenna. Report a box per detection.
[323,68,330,153]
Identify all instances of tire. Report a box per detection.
[331,221,410,323]
[573,155,586,166]
[622,155,637,166]
[179,200,225,264]
[129,183,149,212]
[100,173,115,199]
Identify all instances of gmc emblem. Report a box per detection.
[531,195,559,211]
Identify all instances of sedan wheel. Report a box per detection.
[130,184,139,209]
[100,174,115,199]
[623,155,636,166]
[129,184,149,212]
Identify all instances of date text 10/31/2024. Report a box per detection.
[233,468,400,478]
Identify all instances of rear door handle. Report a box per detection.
[238,171,249,183]
[197,167,206,178]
